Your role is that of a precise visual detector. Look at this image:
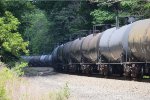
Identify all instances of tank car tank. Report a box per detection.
[62,41,73,64]
[70,37,85,63]
[128,19,150,61]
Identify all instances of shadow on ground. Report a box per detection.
[23,67,58,77]
[63,72,150,83]
[23,67,150,83]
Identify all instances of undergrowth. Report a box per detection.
[0,61,70,100]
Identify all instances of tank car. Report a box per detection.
[22,18,150,79]
[70,38,85,63]
[21,55,52,67]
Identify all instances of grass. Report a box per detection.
[48,83,70,100]
[0,62,13,100]
[0,62,70,100]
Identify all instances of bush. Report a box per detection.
[12,62,27,76]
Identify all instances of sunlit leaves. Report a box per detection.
[120,0,137,7]
[91,10,115,24]
[91,0,150,25]
[0,11,29,60]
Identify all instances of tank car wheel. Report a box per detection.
[141,66,144,78]
[108,65,113,76]
[123,64,131,80]
[99,64,105,76]
[131,64,141,80]
[103,65,109,78]
[77,65,82,74]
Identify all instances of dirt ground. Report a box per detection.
[23,67,150,100]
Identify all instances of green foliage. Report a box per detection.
[0,11,29,63]
[0,1,93,55]
[1,0,150,56]
[12,61,27,76]
[34,1,93,53]
[91,9,115,24]
[0,67,14,82]
[22,9,50,54]
[0,62,13,100]
[91,0,150,25]
[0,61,27,100]
[121,0,137,7]
[0,65,8,100]
[144,2,150,9]
[90,0,117,24]
[0,85,8,100]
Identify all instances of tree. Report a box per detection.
[0,11,29,63]
[90,0,150,25]
[0,1,95,55]
[35,1,94,52]
[0,1,50,55]
[22,9,50,54]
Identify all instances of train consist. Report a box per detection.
[23,19,150,79]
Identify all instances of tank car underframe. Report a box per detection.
[96,53,150,79]
[62,53,150,79]
[54,51,150,79]
[60,54,150,79]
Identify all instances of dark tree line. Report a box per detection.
[0,0,150,61]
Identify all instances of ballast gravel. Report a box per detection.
[24,67,150,100]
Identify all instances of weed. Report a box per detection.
[48,82,70,100]
[0,62,70,100]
